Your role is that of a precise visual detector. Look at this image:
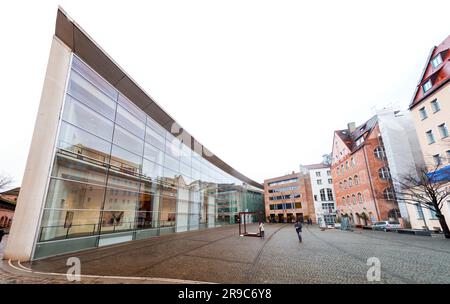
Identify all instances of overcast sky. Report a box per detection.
[0,0,449,187]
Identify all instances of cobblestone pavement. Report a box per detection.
[1,224,450,284]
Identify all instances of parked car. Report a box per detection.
[372,221,401,232]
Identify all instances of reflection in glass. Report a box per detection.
[57,121,111,165]
[110,145,142,176]
[144,142,164,165]
[63,96,114,141]
[44,178,105,210]
[115,105,145,139]
[37,55,264,251]
[145,127,165,151]
[39,209,101,241]
[103,187,139,211]
[71,56,118,101]
[113,124,144,156]
[100,210,136,234]
[68,70,117,119]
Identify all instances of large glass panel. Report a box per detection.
[142,159,164,180]
[145,126,166,151]
[103,187,139,211]
[180,161,191,178]
[51,154,108,186]
[159,196,176,227]
[113,124,144,156]
[62,96,114,141]
[39,209,101,241]
[118,94,146,122]
[115,105,145,139]
[57,121,111,165]
[146,116,166,137]
[165,134,181,159]
[110,145,142,176]
[67,70,117,119]
[164,154,180,173]
[71,56,118,101]
[106,171,141,192]
[143,142,164,165]
[100,210,136,234]
[180,145,192,166]
[44,178,105,210]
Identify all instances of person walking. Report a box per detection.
[259,222,265,238]
[294,221,302,243]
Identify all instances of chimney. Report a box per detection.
[347,122,356,133]
[322,154,331,165]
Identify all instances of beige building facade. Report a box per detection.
[407,35,450,231]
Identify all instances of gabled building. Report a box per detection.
[331,109,423,226]
[407,35,450,230]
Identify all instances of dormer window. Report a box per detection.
[431,53,443,68]
[422,79,432,93]
[355,136,364,146]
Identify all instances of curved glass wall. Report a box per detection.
[34,55,263,259]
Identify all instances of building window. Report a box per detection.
[433,154,442,166]
[429,207,438,220]
[295,202,302,209]
[314,195,317,201]
[431,53,443,68]
[346,195,350,204]
[357,193,363,203]
[438,123,449,138]
[344,180,348,189]
[327,188,334,201]
[328,178,332,184]
[416,204,424,219]
[354,175,360,185]
[345,161,349,169]
[342,197,346,205]
[356,137,364,146]
[352,194,356,204]
[348,177,353,187]
[351,157,356,167]
[383,188,395,201]
[320,189,326,201]
[317,179,322,185]
[430,99,441,113]
[374,146,385,159]
[422,79,432,93]
[316,171,321,177]
[419,107,428,120]
[339,182,343,190]
[426,130,435,144]
[327,170,331,176]
[378,167,391,179]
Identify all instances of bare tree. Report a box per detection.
[389,165,450,239]
[0,174,13,191]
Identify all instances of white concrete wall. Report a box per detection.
[4,37,71,261]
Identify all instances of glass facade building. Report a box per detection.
[0,10,264,261]
[5,9,264,261]
[32,55,263,259]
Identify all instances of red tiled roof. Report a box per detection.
[410,35,450,109]
[333,115,378,154]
